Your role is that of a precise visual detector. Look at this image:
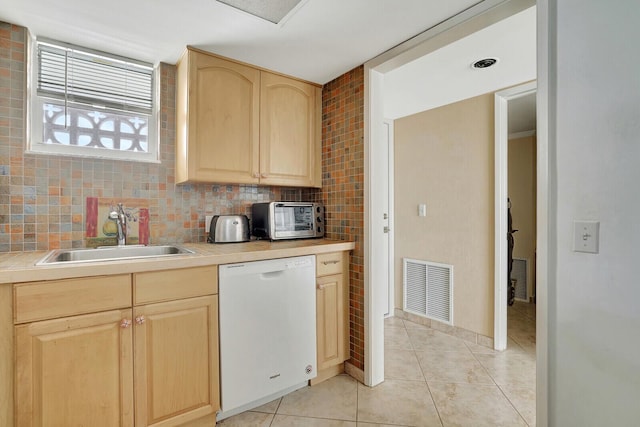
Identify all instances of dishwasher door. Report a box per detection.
[218,255,317,417]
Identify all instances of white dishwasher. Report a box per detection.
[218,255,317,420]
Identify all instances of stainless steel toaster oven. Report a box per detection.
[251,202,324,240]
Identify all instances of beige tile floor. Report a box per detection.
[218,301,536,427]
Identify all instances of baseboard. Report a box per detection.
[395,308,494,349]
[344,361,365,384]
[310,363,344,386]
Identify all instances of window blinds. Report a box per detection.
[37,40,154,114]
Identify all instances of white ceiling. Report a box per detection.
[0,0,482,84]
[383,6,536,120]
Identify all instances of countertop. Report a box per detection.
[0,239,355,284]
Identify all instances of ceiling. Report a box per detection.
[383,6,536,120]
[0,0,482,84]
[508,92,536,135]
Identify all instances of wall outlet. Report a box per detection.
[205,215,213,233]
[418,203,427,217]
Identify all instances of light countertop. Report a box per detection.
[0,239,355,284]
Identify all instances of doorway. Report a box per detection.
[494,82,537,350]
[363,0,539,395]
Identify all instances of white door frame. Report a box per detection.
[493,81,537,351]
[363,0,536,388]
[384,119,395,317]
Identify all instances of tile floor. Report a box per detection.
[218,301,536,427]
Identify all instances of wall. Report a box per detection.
[319,66,365,370]
[508,135,536,299]
[0,23,313,253]
[394,93,494,337]
[545,0,640,424]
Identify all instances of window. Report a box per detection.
[28,38,159,162]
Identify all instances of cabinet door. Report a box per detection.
[134,295,219,427]
[316,274,349,369]
[260,72,322,187]
[181,51,261,184]
[15,309,134,427]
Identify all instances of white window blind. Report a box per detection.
[37,39,153,114]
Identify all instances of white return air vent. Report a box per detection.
[511,258,528,302]
[403,258,453,325]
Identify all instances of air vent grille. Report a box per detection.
[403,259,453,324]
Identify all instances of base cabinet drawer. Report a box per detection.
[14,275,131,324]
[316,252,346,277]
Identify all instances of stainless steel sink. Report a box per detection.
[36,245,195,265]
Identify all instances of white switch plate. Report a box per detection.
[418,203,427,217]
[205,215,214,233]
[573,220,599,253]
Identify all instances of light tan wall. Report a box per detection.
[508,135,537,298]
[394,93,494,337]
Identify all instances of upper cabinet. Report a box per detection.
[176,50,260,185]
[260,72,321,187]
[176,48,322,188]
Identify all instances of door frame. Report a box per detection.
[384,119,395,317]
[493,81,537,351]
[363,0,537,388]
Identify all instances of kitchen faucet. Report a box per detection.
[109,203,127,246]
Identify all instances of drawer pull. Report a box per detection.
[322,260,340,265]
[135,315,146,325]
[120,319,132,329]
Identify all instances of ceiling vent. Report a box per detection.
[471,58,499,69]
[217,0,305,24]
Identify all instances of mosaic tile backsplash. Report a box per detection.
[0,23,315,252]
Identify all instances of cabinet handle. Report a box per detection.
[120,319,132,329]
[253,173,260,178]
[322,260,340,265]
[135,315,146,325]
[261,173,268,178]
[317,283,328,290]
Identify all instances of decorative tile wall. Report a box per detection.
[0,22,314,252]
[319,66,365,370]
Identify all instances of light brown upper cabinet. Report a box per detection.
[259,72,321,187]
[176,50,260,185]
[176,48,322,188]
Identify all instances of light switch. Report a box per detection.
[573,220,599,253]
[205,215,214,233]
[418,204,427,217]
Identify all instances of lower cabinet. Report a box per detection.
[15,309,135,427]
[313,252,350,384]
[134,295,219,427]
[13,266,219,427]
